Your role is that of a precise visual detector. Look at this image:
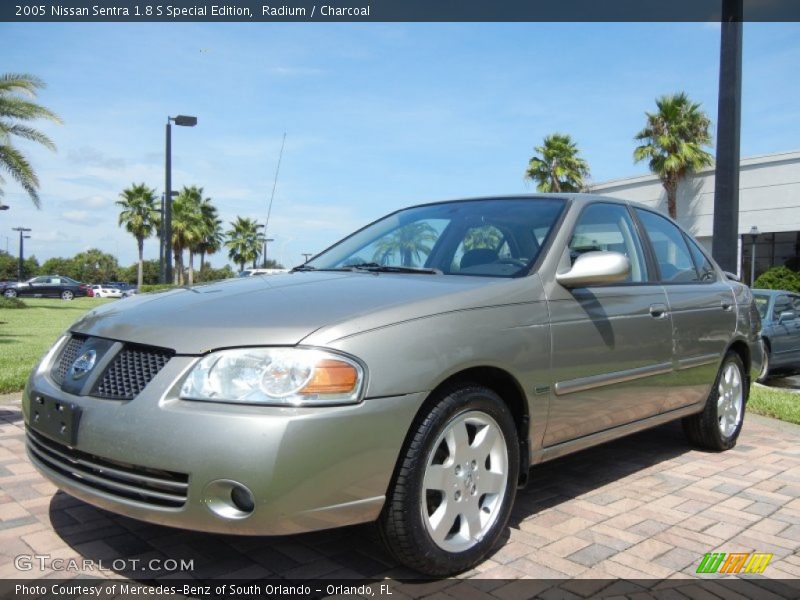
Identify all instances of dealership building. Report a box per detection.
[592,150,800,284]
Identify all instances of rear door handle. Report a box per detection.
[649,303,668,319]
[721,301,733,311]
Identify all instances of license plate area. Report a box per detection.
[29,395,81,446]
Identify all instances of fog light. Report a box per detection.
[231,485,255,513]
[202,480,255,520]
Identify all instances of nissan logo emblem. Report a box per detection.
[70,349,97,380]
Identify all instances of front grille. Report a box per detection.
[51,335,87,385]
[26,428,188,508]
[93,345,173,400]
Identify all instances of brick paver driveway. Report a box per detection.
[1,395,799,584]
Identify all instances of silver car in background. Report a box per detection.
[24,195,761,576]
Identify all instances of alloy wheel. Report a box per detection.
[717,362,743,438]
[420,410,508,553]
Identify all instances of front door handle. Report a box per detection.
[721,301,733,311]
[649,303,668,319]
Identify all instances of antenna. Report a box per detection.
[264,132,286,267]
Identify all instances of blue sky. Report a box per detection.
[1,22,799,268]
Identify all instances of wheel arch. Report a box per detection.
[726,338,752,393]
[398,366,531,489]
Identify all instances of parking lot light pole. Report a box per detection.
[162,114,197,284]
[747,226,759,286]
[12,227,31,281]
[301,253,312,263]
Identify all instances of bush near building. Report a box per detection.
[754,266,800,293]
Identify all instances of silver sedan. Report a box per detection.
[24,194,761,576]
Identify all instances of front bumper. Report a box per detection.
[23,357,426,536]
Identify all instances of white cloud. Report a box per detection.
[268,66,324,76]
[67,146,126,170]
[61,210,94,225]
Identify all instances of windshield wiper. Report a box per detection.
[347,263,442,275]
[290,265,352,273]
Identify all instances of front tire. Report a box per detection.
[61,290,74,301]
[4,288,17,298]
[683,351,747,451]
[379,385,519,576]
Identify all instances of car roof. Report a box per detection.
[400,193,659,213]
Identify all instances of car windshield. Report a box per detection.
[304,198,566,278]
[753,294,770,319]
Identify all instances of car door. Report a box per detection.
[24,276,50,297]
[634,208,737,411]
[48,277,64,297]
[544,202,674,446]
[769,294,800,368]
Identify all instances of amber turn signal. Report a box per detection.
[301,359,359,395]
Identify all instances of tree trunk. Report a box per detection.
[137,237,144,289]
[199,249,206,274]
[188,251,194,287]
[665,179,678,219]
[173,247,182,285]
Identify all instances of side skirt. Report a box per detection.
[530,403,705,466]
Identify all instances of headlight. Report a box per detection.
[180,348,365,406]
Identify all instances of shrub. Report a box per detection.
[754,266,800,293]
[0,297,27,309]
[139,284,179,294]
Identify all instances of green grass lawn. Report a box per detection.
[0,297,112,394]
[748,384,800,425]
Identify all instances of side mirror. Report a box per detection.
[724,271,741,282]
[778,311,796,324]
[556,251,631,288]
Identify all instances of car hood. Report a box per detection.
[70,272,531,354]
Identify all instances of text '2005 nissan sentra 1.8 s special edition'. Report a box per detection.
[24,195,762,576]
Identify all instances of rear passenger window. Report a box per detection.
[635,209,700,283]
[570,203,648,283]
[774,295,795,321]
[687,238,716,282]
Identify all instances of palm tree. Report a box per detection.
[634,92,713,219]
[225,217,264,273]
[171,186,205,285]
[116,183,160,288]
[196,197,223,274]
[373,222,438,267]
[525,133,590,193]
[0,73,62,207]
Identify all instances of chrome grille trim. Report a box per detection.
[26,428,188,508]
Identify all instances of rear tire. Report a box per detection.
[379,384,519,576]
[683,351,747,451]
[61,290,74,301]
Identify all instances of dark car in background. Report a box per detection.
[754,289,800,381]
[3,275,89,300]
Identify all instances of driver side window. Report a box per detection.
[569,203,648,283]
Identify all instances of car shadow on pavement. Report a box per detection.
[47,422,693,581]
[0,407,23,423]
[509,420,693,529]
